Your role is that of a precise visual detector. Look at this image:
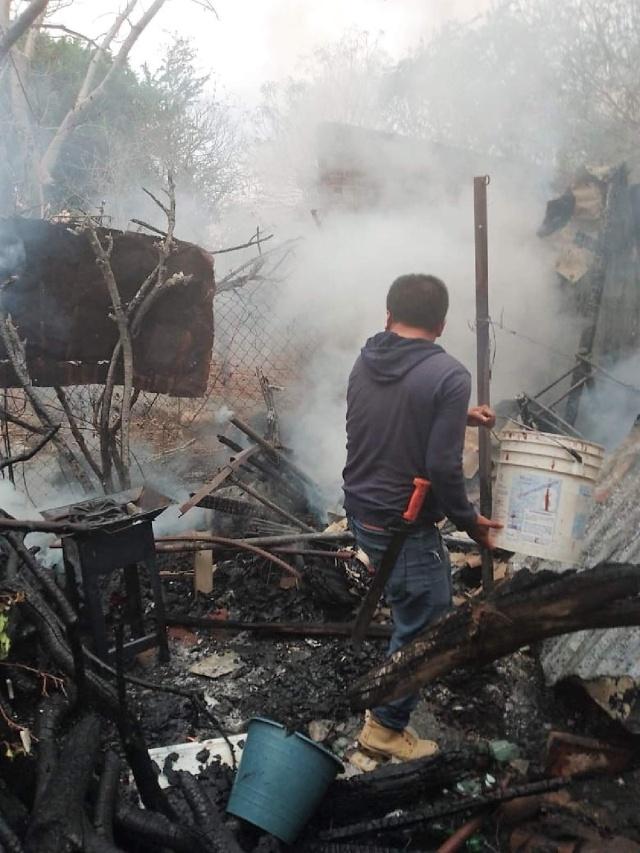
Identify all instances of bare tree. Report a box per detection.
[39,0,167,187]
[0,0,170,210]
[0,0,49,61]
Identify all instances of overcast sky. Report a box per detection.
[54,0,489,103]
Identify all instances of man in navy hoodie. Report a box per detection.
[344,273,501,762]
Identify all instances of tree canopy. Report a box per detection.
[0,28,241,228]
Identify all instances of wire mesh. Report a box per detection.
[0,277,314,507]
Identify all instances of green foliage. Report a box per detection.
[0,31,241,224]
[0,609,11,661]
[139,38,242,217]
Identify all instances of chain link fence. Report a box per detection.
[0,273,314,507]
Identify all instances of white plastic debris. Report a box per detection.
[146,734,246,789]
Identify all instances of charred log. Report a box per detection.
[24,714,101,853]
[114,625,175,821]
[350,564,640,710]
[318,746,491,825]
[0,811,25,853]
[114,804,209,853]
[319,776,571,842]
[93,751,120,842]
[176,771,243,853]
[5,578,118,711]
[33,693,69,809]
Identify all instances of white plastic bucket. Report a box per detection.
[492,429,604,563]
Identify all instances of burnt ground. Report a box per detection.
[128,556,551,753]
[99,551,640,849]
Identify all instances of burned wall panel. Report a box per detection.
[0,217,215,396]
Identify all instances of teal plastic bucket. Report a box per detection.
[226,717,343,844]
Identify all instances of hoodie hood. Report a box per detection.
[360,331,444,384]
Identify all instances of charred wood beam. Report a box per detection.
[179,445,260,515]
[114,624,175,821]
[93,752,120,843]
[114,804,209,853]
[25,714,102,853]
[230,414,317,491]
[0,779,27,843]
[318,746,491,826]
[3,530,78,627]
[166,614,391,639]
[228,474,316,532]
[176,771,243,853]
[319,776,571,842]
[350,563,640,711]
[216,434,312,509]
[0,516,123,535]
[5,529,86,697]
[130,218,167,237]
[3,577,119,712]
[33,694,69,810]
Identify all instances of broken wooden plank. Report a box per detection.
[319,776,572,841]
[350,563,640,711]
[229,475,316,532]
[230,414,317,490]
[178,445,260,515]
[193,550,214,595]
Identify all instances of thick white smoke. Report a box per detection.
[256,167,572,507]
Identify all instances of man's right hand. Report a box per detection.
[469,514,503,550]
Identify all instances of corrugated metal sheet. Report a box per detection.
[541,424,640,692]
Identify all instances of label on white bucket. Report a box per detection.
[500,472,562,546]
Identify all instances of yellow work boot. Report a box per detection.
[357,713,439,762]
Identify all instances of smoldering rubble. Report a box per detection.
[1,100,640,853]
[2,387,640,851]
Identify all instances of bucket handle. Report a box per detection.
[494,423,583,464]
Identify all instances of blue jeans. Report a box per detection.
[351,519,452,731]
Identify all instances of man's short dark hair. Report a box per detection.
[386,274,449,331]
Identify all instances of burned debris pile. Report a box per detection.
[0,160,640,849]
[0,407,639,852]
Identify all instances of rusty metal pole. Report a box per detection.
[473,176,494,592]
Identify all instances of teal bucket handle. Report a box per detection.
[226,717,343,844]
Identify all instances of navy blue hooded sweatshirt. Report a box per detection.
[343,331,477,532]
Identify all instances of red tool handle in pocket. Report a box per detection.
[402,477,431,522]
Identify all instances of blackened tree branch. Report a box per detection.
[0,423,59,471]
[0,314,92,490]
[53,386,103,484]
